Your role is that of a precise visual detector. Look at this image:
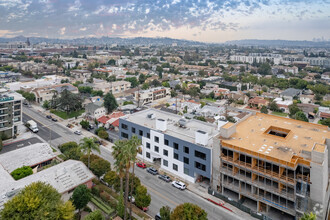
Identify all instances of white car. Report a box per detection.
[172,181,186,190]
[74,130,81,135]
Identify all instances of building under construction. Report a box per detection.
[213,113,330,219]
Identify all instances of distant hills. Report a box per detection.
[0,35,206,46]
[0,36,329,47]
[225,39,330,48]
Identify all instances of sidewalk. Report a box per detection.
[187,183,256,220]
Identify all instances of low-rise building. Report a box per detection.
[0,89,24,139]
[134,87,170,106]
[0,143,94,209]
[214,113,330,219]
[248,97,269,108]
[119,108,221,183]
[85,101,106,120]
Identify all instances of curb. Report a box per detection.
[3,138,25,146]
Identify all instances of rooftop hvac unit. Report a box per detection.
[178,119,187,127]
[147,113,155,119]
[156,118,167,131]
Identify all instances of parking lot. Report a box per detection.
[1,137,43,154]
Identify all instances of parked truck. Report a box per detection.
[26,120,38,133]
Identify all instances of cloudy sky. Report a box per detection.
[0,0,329,42]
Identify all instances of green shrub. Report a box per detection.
[98,130,109,140]
[11,166,33,180]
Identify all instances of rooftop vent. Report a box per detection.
[195,130,208,146]
[147,113,155,119]
[156,118,167,131]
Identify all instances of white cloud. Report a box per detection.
[172,0,181,5]
[79,27,87,31]
[100,23,104,31]
[59,27,66,35]
[68,0,81,12]
[112,24,117,30]
[145,8,150,14]
[0,29,23,37]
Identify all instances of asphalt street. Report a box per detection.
[21,106,243,220]
[1,137,42,154]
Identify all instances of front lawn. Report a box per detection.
[271,111,288,117]
[202,98,216,103]
[50,109,85,119]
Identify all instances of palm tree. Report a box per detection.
[79,137,100,168]
[112,140,129,219]
[129,136,141,219]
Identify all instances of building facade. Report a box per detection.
[0,89,24,139]
[119,109,220,183]
[213,113,330,220]
[134,87,171,106]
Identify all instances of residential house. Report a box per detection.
[70,69,92,82]
[97,111,125,130]
[280,88,302,100]
[248,97,269,108]
[273,97,293,113]
[299,94,314,104]
[85,101,106,120]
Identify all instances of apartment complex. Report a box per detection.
[119,108,220,183]
[0,89,24,139]
[93,80,131,94]
[134,87,171,106]
[213,113,330,219]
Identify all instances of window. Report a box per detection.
[131,127,136,133]
[184,168,189,175]
[146,142,150,149]
[174,142,179,150]
[139,130,143,136]
[154,136,159,143]
[173,164,178,171]
[195,162,206,171]
[164,139,169,146]
[184,146,189,154]
[147,133,150,138]
[174,153,179,160]
[163,149,168,156]
[121,132,128,139]
[146,152,150,159]
[195,150,206,160]
[184,157,189,164]
[154,146,159,153]
[163,159,168,167]
[121,123,128,130]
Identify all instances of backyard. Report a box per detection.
[50,109,85,119]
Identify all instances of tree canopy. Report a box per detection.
[104,92,118,113]
[72,185,91,215]
[0,182,75,220]
[171,203,207,220]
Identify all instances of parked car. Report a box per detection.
[52,118,58,122]
[172,181,186,190]
[137,206,149,212]
[89,124,94,129]
[155,213,161,220]
[94,139,101,145]
[146,167,158,175]
[136,162,147,169]
[74,130,81,135]
[158,174,171,182]
[46,115,52,119]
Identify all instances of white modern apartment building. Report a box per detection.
[134,87,171,106]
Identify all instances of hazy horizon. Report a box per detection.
[0,0,329,43]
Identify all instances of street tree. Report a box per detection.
[289,104,301,118]
[268,101,280,112]
[79,137,100,168]
[104,92,118,113]
[160,206,171,220]
[0,182,74,220]
[129,136,141,217]
[72,185,91,219]
[171,203,207,220]
[90,157,111,178]
[135,185,151,210]
[300,212,316,220]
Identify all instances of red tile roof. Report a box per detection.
[111,118,120,127]
[97,116,110,124]
[320,112,330,119]
[97,112,125,124]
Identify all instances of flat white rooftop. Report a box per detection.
[122,108,220,147]
[0,143,56,173]
[0,160,94,209]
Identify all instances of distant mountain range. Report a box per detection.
[0,36,329,48]
[225,39,330,48]
[0,35,206,46]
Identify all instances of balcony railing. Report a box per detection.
[221,154,295,185]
